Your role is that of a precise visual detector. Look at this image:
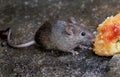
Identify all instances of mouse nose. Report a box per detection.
[86,33,95,40]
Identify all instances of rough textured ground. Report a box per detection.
[0,0,120,77]
[104,54,120,77]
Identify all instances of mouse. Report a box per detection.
[7,17,95,55]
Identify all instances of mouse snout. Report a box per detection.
[86,33,95,40]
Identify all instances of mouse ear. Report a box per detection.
[66,17,77,35]
[65,25,76,35]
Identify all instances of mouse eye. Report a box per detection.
[81,32,86,36]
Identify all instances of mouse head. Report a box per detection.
[65,17,95,44]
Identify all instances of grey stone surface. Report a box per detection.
[0,0,119,77]
[105,54,120,77]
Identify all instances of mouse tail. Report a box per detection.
[7,28,36,48]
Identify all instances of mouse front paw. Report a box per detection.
[79,45,92,50]
[70,50,79,56]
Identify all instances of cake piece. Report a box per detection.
[93,13,120,56]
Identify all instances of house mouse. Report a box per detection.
[7,17,94,55]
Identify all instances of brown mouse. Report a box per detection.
[7,17,94,55]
